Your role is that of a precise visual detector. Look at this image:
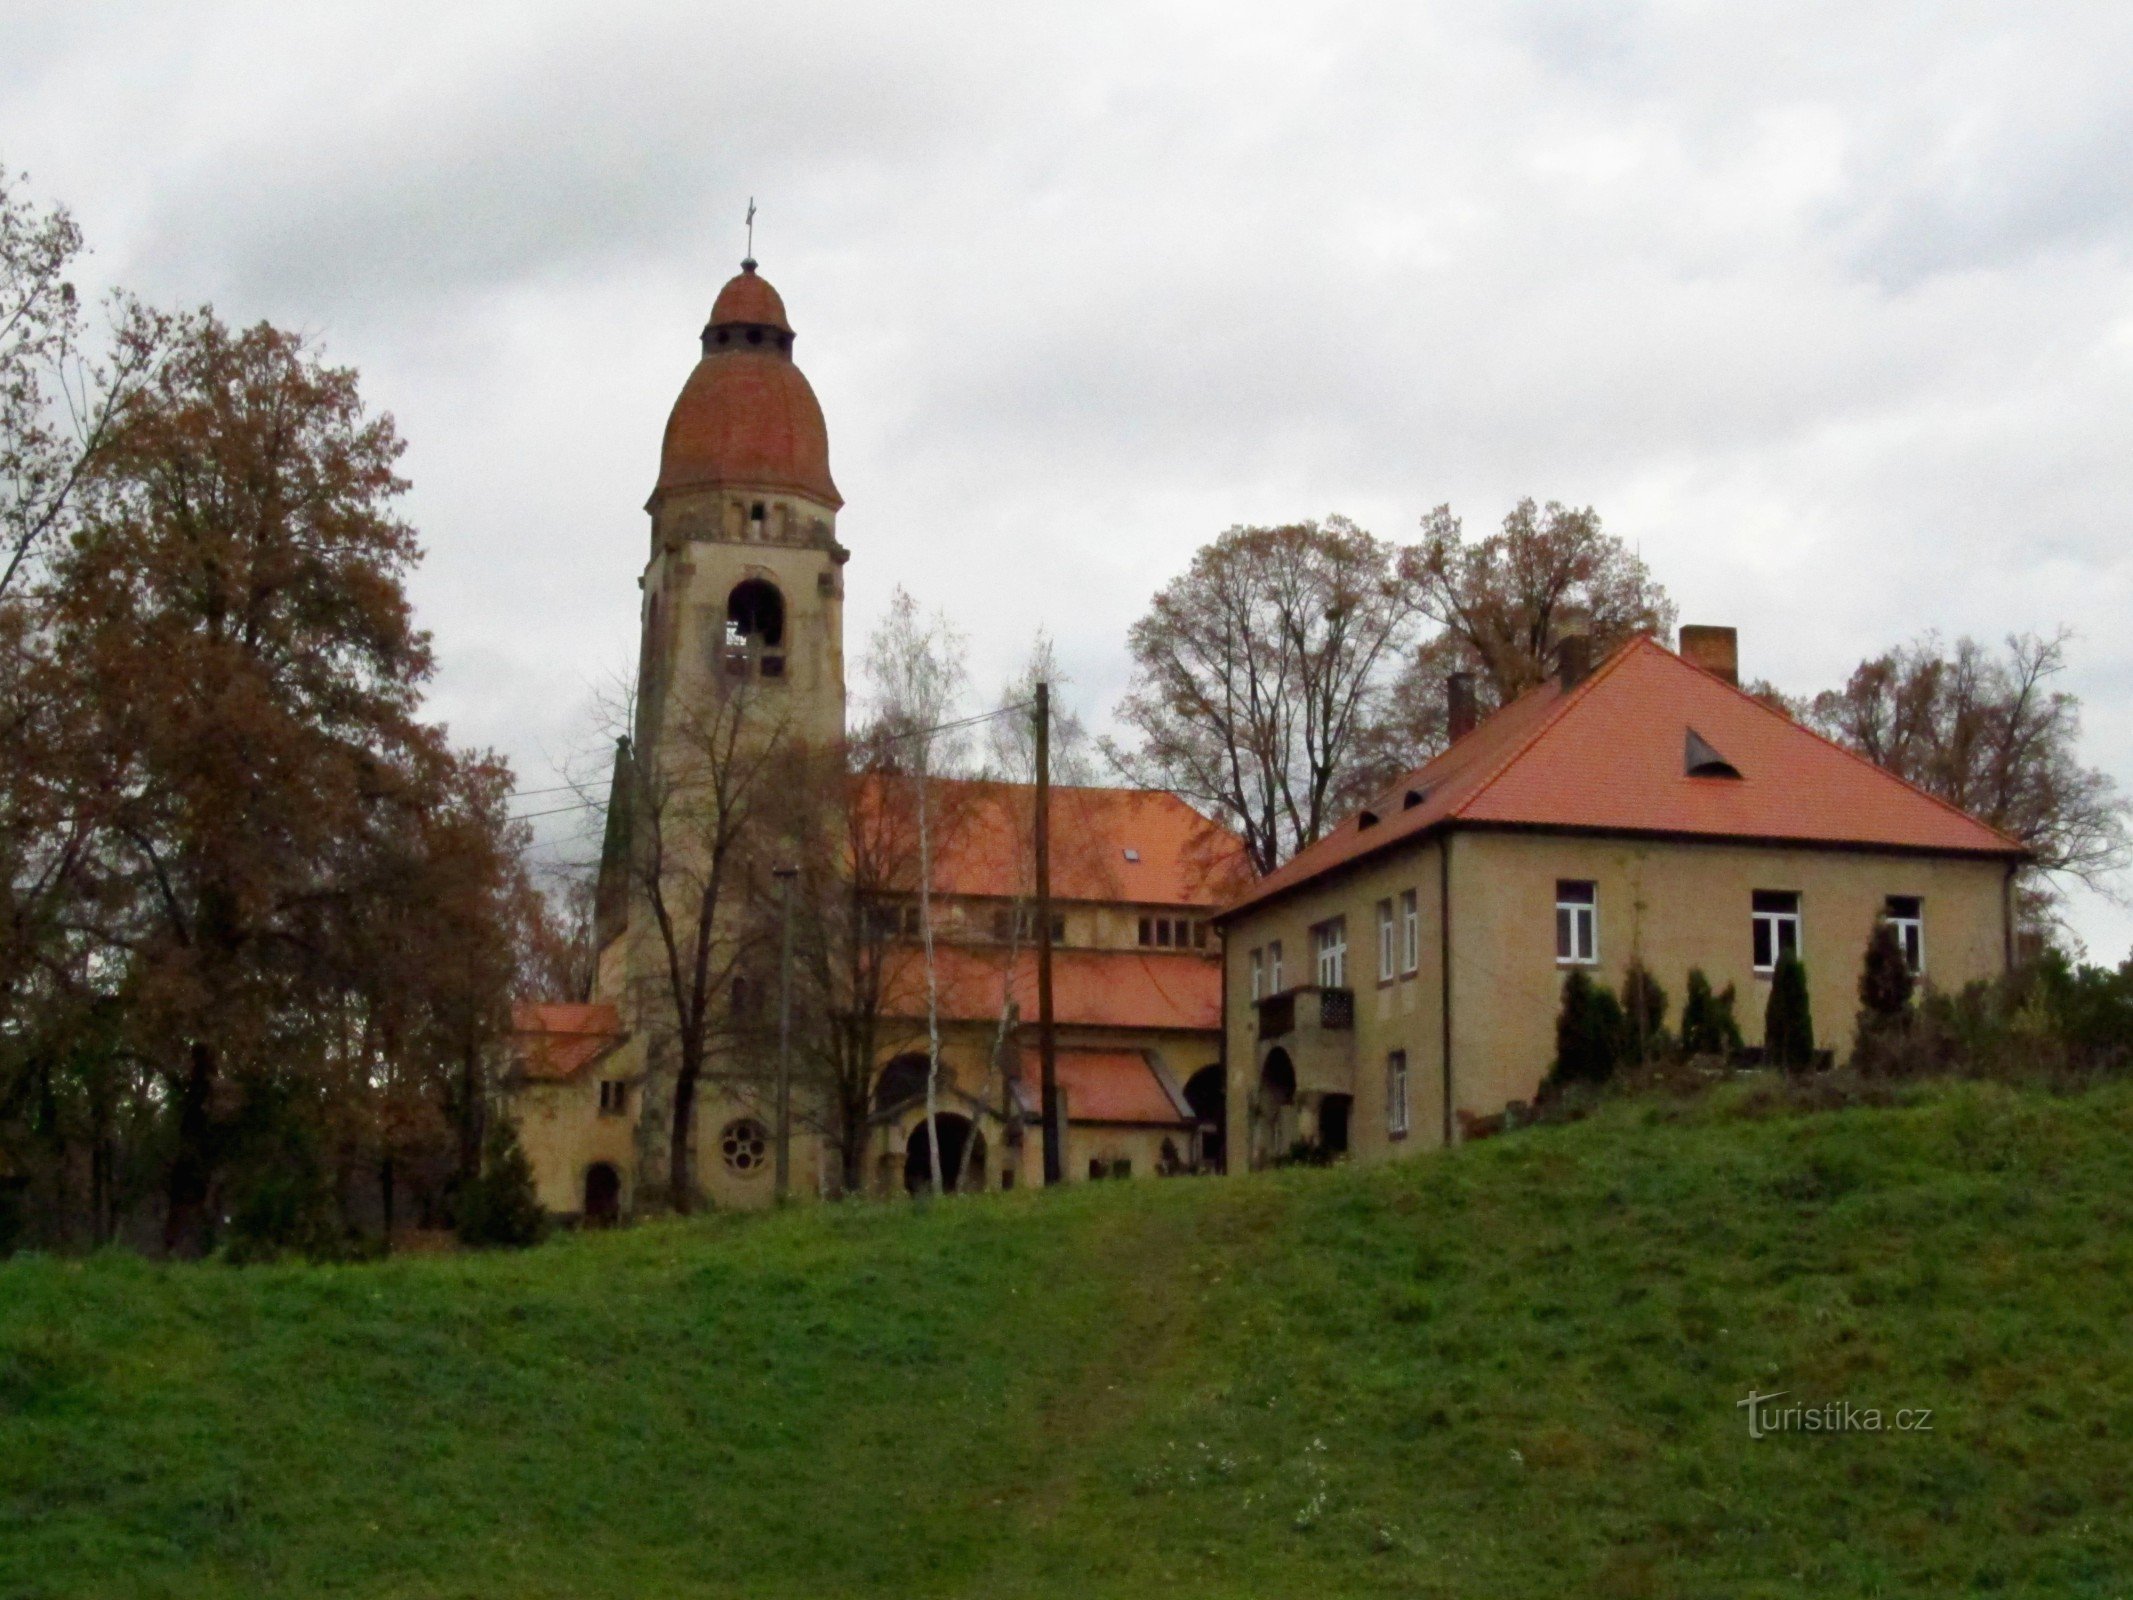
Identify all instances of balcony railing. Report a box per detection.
[1256,985,1354,1039]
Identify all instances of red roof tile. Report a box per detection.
[1228,635,2025,916]
[509,1002,626,1082]
[854,776,1249,906]
[882,944,1221,1033]
[1016,1047,1189,1124]
[709,263,792,333]
[657,265,838,507]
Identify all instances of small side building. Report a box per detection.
[1214,627,2027,1169]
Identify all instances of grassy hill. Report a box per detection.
[4,1081,2132,1599]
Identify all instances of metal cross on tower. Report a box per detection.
[745,197,757,264]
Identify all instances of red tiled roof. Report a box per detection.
[853,776,1249,907]
[882,944,1221,1033]
[509,1001,626,1082]
[657,265,839,507]
[709,263,792,332]
[1016,1047,1189,1125]
[1228,635,2026,916]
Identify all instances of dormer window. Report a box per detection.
[1685,728,1741,779]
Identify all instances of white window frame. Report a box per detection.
[1376,898,1396,983]
[1249,947,1264,1000]
[1386,1050,1409,1138]
[1399,889,1420,975]
[1314,918,1348,988]
[1267,940,1283,993]
[1883,896,1924,975]
[1556,881,1598,966]
[1752,890,1802,973]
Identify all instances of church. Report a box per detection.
[504,259,1244,1217]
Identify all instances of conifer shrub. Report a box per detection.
[1852,920,1918,1073]
[1680,968,1744,1059]
[1764,953,1816,1072]
[455,1118,548,1249]
[1618,963,1672,1063]
[1551,970,1627,1087]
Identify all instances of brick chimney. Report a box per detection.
[1557,633,1592,690]
[1679,624,1739,686]
[1446,672,1478,743]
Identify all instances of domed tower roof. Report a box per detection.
[654,260,840,508]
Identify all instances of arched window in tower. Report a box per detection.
[725,578,786,679]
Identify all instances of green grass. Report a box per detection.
[6,1081,2133,1598]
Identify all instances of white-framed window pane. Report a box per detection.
[1555,880,1596,964]
[1249,948,1264,1000]
[1315,919,1346,987]
[1377,899,1395,981]
[1400,889,1419,973]
[1752,891,1801,971]
[1268,941,1282,991]
[1387,1050,1409,1136]
[1885,895,1924,973]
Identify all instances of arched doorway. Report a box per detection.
[1256,1049,1297,1169]
[904,1113,986,1195]
[583,1162,621,1226]
[1184,1063,1226,1173]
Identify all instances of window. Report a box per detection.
[1399,889,1420,975]
[1386,1050,1409,1138]
[1268,940,1283,993]
[1752,890,1802,972]
[867,900,922,940]
[991,906,1065,944]
[1884,895,1924,974]
[1138,915,1199,949]
[1249,947,1264,1000]
[1314,917,1348,987]
[719,1117,769,1175]
[1556,881,1597,965]
[1376,898,1396,982]
[598,1080,629,1117]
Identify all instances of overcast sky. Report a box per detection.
[6,1,2131,951]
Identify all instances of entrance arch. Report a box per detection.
[1255,1049,1298,1169]
[904,1113,986,1195]
[1184,1063,1226,1173]
[583,1161,621,1226]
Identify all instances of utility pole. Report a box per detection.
[1034,682,1062,1185]
[773,862,798,1202]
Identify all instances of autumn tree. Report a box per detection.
[1361,499,1675,777]
[1802,631,2129,920]
[23,313,529,1255]
[1111,518,1420,874]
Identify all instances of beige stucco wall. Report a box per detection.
[1224,829,2013,1171]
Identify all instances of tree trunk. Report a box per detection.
[669,1045,700,1214]
[162,1039,217,1257]
[455,1038,484,1190]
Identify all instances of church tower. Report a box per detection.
[635,257,848,761]
[596,258,849,1208]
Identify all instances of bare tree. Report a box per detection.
[1803,631,2129,920]
[0,166,174,600]
[861,588,969,1195]
[1357,499,1676,781]
[615,674,796,1213]
[1110,518,1420,874]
